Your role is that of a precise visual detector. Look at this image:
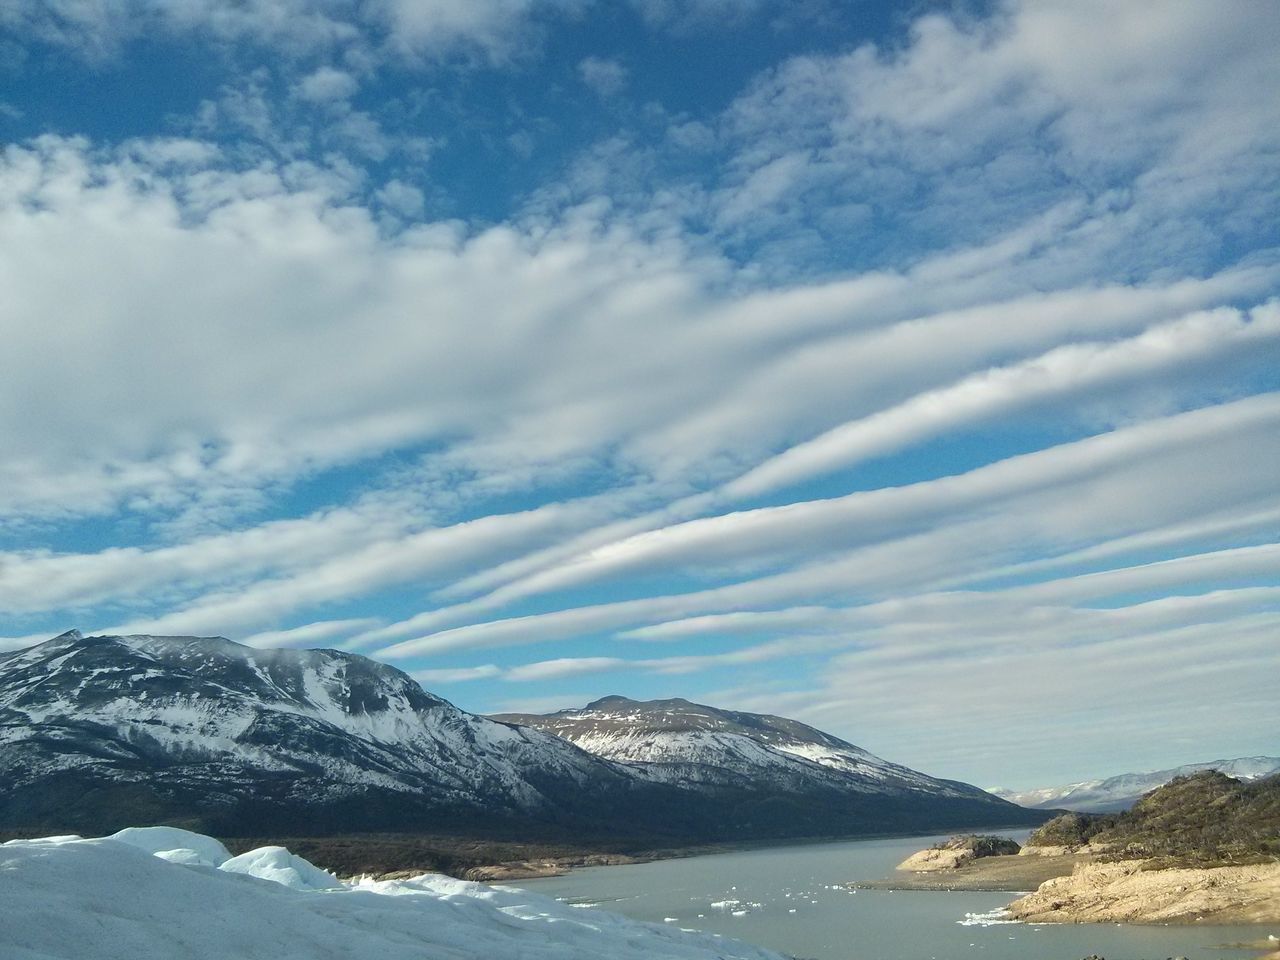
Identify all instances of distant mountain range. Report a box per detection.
[993,756,1280,812]
[0,632,1044,843]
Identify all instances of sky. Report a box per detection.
[1,0,1278,790]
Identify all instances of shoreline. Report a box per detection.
[216,822,1044,883]
[857,851,1090,893]
[874,840,1280,926]
[1006,860,1280,925]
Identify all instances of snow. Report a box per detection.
[110,826,232,867]
[0,830,785,960]
[221,846,344,890]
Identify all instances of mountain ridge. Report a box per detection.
[491,694,993,800]
[992,756,1280,812]
[1,633,1045,848]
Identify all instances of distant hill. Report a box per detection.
[0,635,1044,849]
[1026,770,1280,865]
[491,694,1042,833]
[992,756,1280,812]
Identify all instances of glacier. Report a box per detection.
[0,827,785,960]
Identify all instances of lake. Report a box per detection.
[515,831,1275,960]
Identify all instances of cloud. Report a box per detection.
[0,488,451,617]
[504,656,626,682]
[98,499,617,637]
[413,663,503,684]
[1,0,583,63]
[375,395,1280,656]
[724,605,1280,787]
[577,56,627,97]
[294,67,359,104]
[239,618,383,649]
[727,301,1280,498]
[664,0,1278,282]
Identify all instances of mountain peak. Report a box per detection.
[583,694,636,710]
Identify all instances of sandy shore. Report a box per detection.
[858,852,1090,892]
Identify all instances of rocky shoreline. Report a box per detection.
[862,850,1089,892]
[882,836,1280,924]
[1006,860,1280,924]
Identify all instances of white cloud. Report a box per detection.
[413,663,503,684]
[375,396,1280,656]
[240,618,383,648]
[710,0,1280,280]
[0,495,430,616]
[1,0,583,62]
[727,301,1280,498]
[98,499,617,638]
[294,67,359,104]
[577,56,627,97]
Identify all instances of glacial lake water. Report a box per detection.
[515,831,1275,960]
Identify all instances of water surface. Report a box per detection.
[516,832,1275,960]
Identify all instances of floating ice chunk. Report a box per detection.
[219,845,343,890]
[110,827,232,867]
[957,909,1020,926]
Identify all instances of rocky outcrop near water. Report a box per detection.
[896,834,1021,871]
[1004,770,1280,924]
[1006,860,1280,924]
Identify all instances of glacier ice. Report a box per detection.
[0,829,785,960]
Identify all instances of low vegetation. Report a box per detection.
[1027,770,1280,866]
[929,834,1021,857]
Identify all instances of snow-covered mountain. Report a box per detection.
[0,631,640,837]
[0,633,1042,842]
[992,756,1280,812]
[493,695,1003,803]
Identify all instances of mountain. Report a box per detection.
[992,756,1280,813]
[0,630,659,839]
[0,633,1043,845]
[492,694,1016,809]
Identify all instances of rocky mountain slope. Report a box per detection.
[992,756,1280,812]
[0,633,1043,844]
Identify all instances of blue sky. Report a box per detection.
[1,0,1278,789]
